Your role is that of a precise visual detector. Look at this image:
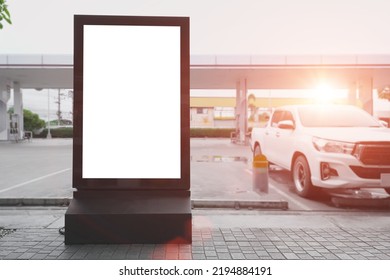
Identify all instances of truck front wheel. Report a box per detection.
[292,155,314,198]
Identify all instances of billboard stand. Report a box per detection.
[65,190,191,244]
[65,15,191,244]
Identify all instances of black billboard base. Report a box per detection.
[64,190,192,244]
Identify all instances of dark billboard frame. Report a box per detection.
[72,15,190,191]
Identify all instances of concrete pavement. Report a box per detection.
[1,207,390,260]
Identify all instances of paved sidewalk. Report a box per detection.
[1,208,390,260]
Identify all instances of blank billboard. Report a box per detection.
[73,15,189,189]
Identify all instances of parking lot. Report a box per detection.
[2,137,390,261]
[0,138,389,211]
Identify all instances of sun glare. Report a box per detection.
[313,84,347,105]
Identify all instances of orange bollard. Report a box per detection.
[253,154,269,193]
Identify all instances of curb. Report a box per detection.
[331,196,390,209]
[192,199,288,210]
[329,189,390,209]
[0,198,288,210]
[0,198,71,207]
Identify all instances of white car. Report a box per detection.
[251,104,390,197]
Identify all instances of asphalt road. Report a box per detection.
[0,138,389,211]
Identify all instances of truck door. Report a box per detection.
[274,110,296,169]
[263,110,283,163]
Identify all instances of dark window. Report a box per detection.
[271,110,283,127]
[281,111,294,122]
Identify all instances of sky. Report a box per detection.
[2,0,390,119]
[1,0,390,55]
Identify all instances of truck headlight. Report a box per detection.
[312,137,355,154]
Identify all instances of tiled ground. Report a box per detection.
[1,227,390,260]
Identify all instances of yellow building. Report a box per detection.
[190,96,349,128]
[190,97,235,128]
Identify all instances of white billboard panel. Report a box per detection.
[82,25,181,179]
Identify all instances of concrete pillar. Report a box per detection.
[348,81,358,106]
[235,80,240,140]
[13,81,24,140]
[235,79,248,144]
[0,79,11,141]
[240,79,248,143]
[359,77,374,115]
[349,78,374,115]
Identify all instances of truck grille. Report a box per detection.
[353,142,390,165]
[349,166,390,179]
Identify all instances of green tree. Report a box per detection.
[378,87,390,101]
[0,0,12,29]
[8,108,46,132]
[248,93,257,122]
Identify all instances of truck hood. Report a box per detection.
[304,127,390,143]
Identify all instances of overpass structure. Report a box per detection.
[1,54,390,141]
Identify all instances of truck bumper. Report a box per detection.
[308,153,390,189]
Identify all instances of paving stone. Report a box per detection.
[31,253,48,260]
[4,252,23,259]
[231,252,245,259]
[205,251,217,257]
[215,247,229,253]
[224,236,237,241]
[152,254,166,260]
[283,253,299,260]
[335,253,354,259]
[284,241,299,247]
[269,253,285,259]
[179,245,192,252]
[125,254,140,260]
[14,248,29,253]
[241,248,255,254]
[192,246,204,252]
[139,254,153,259]
[244,253,259,260]
[238,241,251,247]
[83,253,101,260]
[265,248,280,253]
[228,248,243,253]
[316,248,331,253]
[57,252,76,259]
[18,252,36,259]
[296,253,314,260]
[111,253,128,259]
[360,251,375,257]
[45,256,59,260]
[202,241,214,247]
[307,250,322,257]
[179,253,192,260]
[192,253,206,260]
[0,251,13,258]
[217,253,232,259]
[71,251,88,260]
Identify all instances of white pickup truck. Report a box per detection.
[251,104,390,197]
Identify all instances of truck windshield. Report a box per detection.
[298,106,381,127]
